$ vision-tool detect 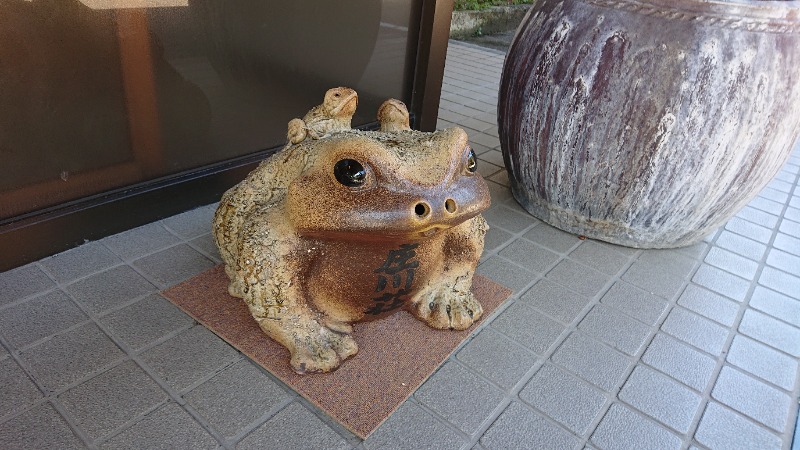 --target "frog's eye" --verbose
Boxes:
[334,159,367,187]
[466,148,477,173]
